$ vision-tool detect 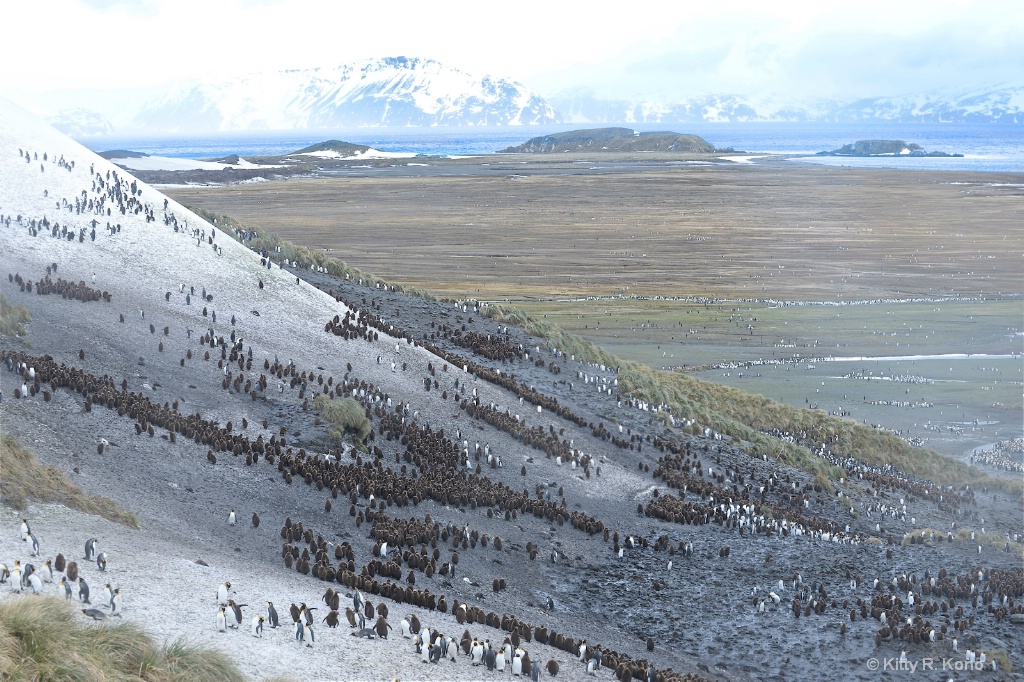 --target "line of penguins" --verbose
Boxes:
[280,515,710,682]
[1,521,120,621]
